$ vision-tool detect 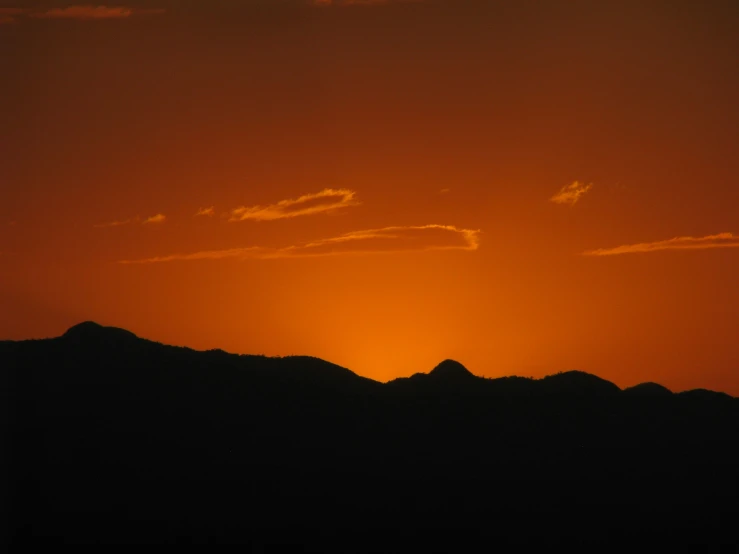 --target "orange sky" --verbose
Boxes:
[2,0,739,393]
